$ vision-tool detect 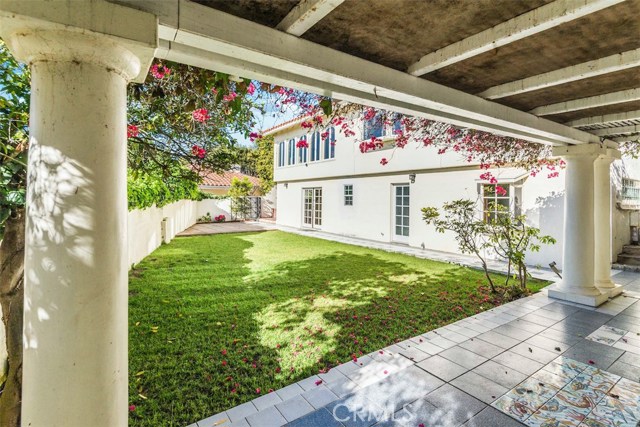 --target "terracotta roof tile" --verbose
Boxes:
[199,170,260,188]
